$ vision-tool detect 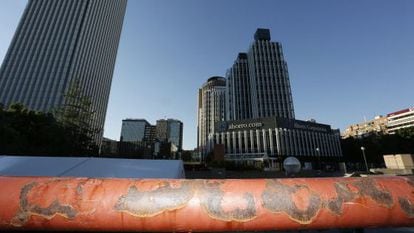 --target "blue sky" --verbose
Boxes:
[1,0,413,149]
